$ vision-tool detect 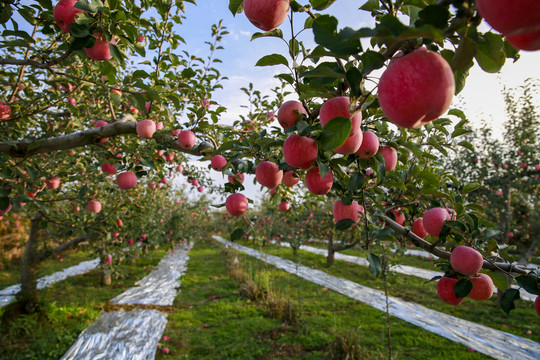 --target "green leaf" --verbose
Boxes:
[317,161,330,178]
[230,228,245,241]
[415,5,450,29]
[500,288,520,314]
[251,29,283,41]
[483,228,501,240]
[69,23,90,38]
[319,116,351,150]
[374,228,393,239]
[452,36,477,71]
[360,50,386,75]
[255,54,289,67]
[336,218,355,231]
[490,271,509,292]
[360,0,380,11]
[515,275,540,296]
[346,67,363,98]
[312,15,362,57]
[348,172,364,192]
[454,278,472,298]
[301,62,346,79]
[78,184,88,199]
[475,33,506,73]
[228,0,243,15]
[462,183,481,193]
[457,141,474,152]
[367,252,382,276]
[310,0,337,10]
